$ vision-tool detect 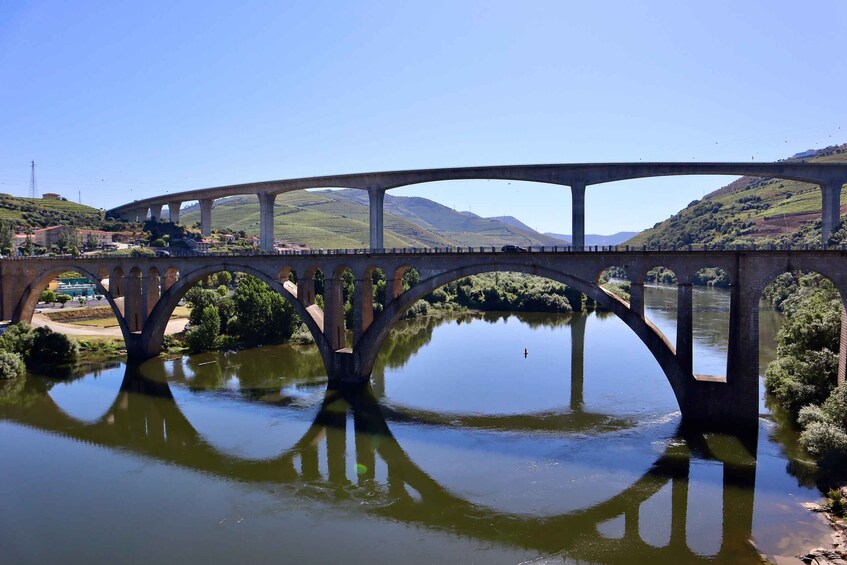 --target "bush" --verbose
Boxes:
[0,322,36,357]
[0,350,25,379]
[29,327,79,367]
[799,421,847,459]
